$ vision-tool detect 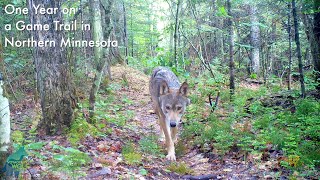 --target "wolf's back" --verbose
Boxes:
[150,67,180,97]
